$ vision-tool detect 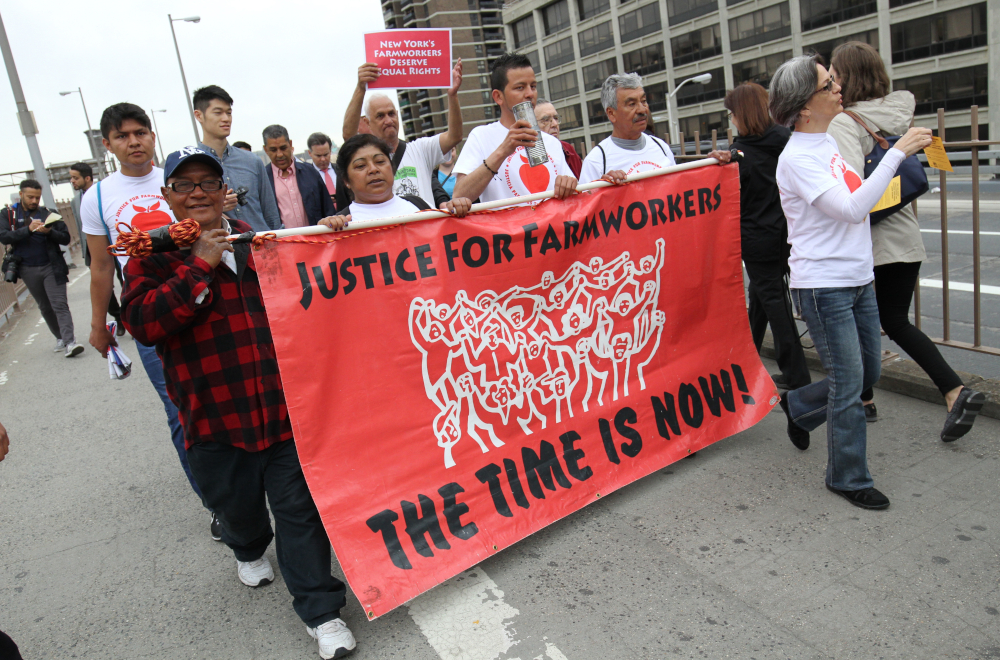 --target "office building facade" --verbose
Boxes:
[502,0,998,155]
